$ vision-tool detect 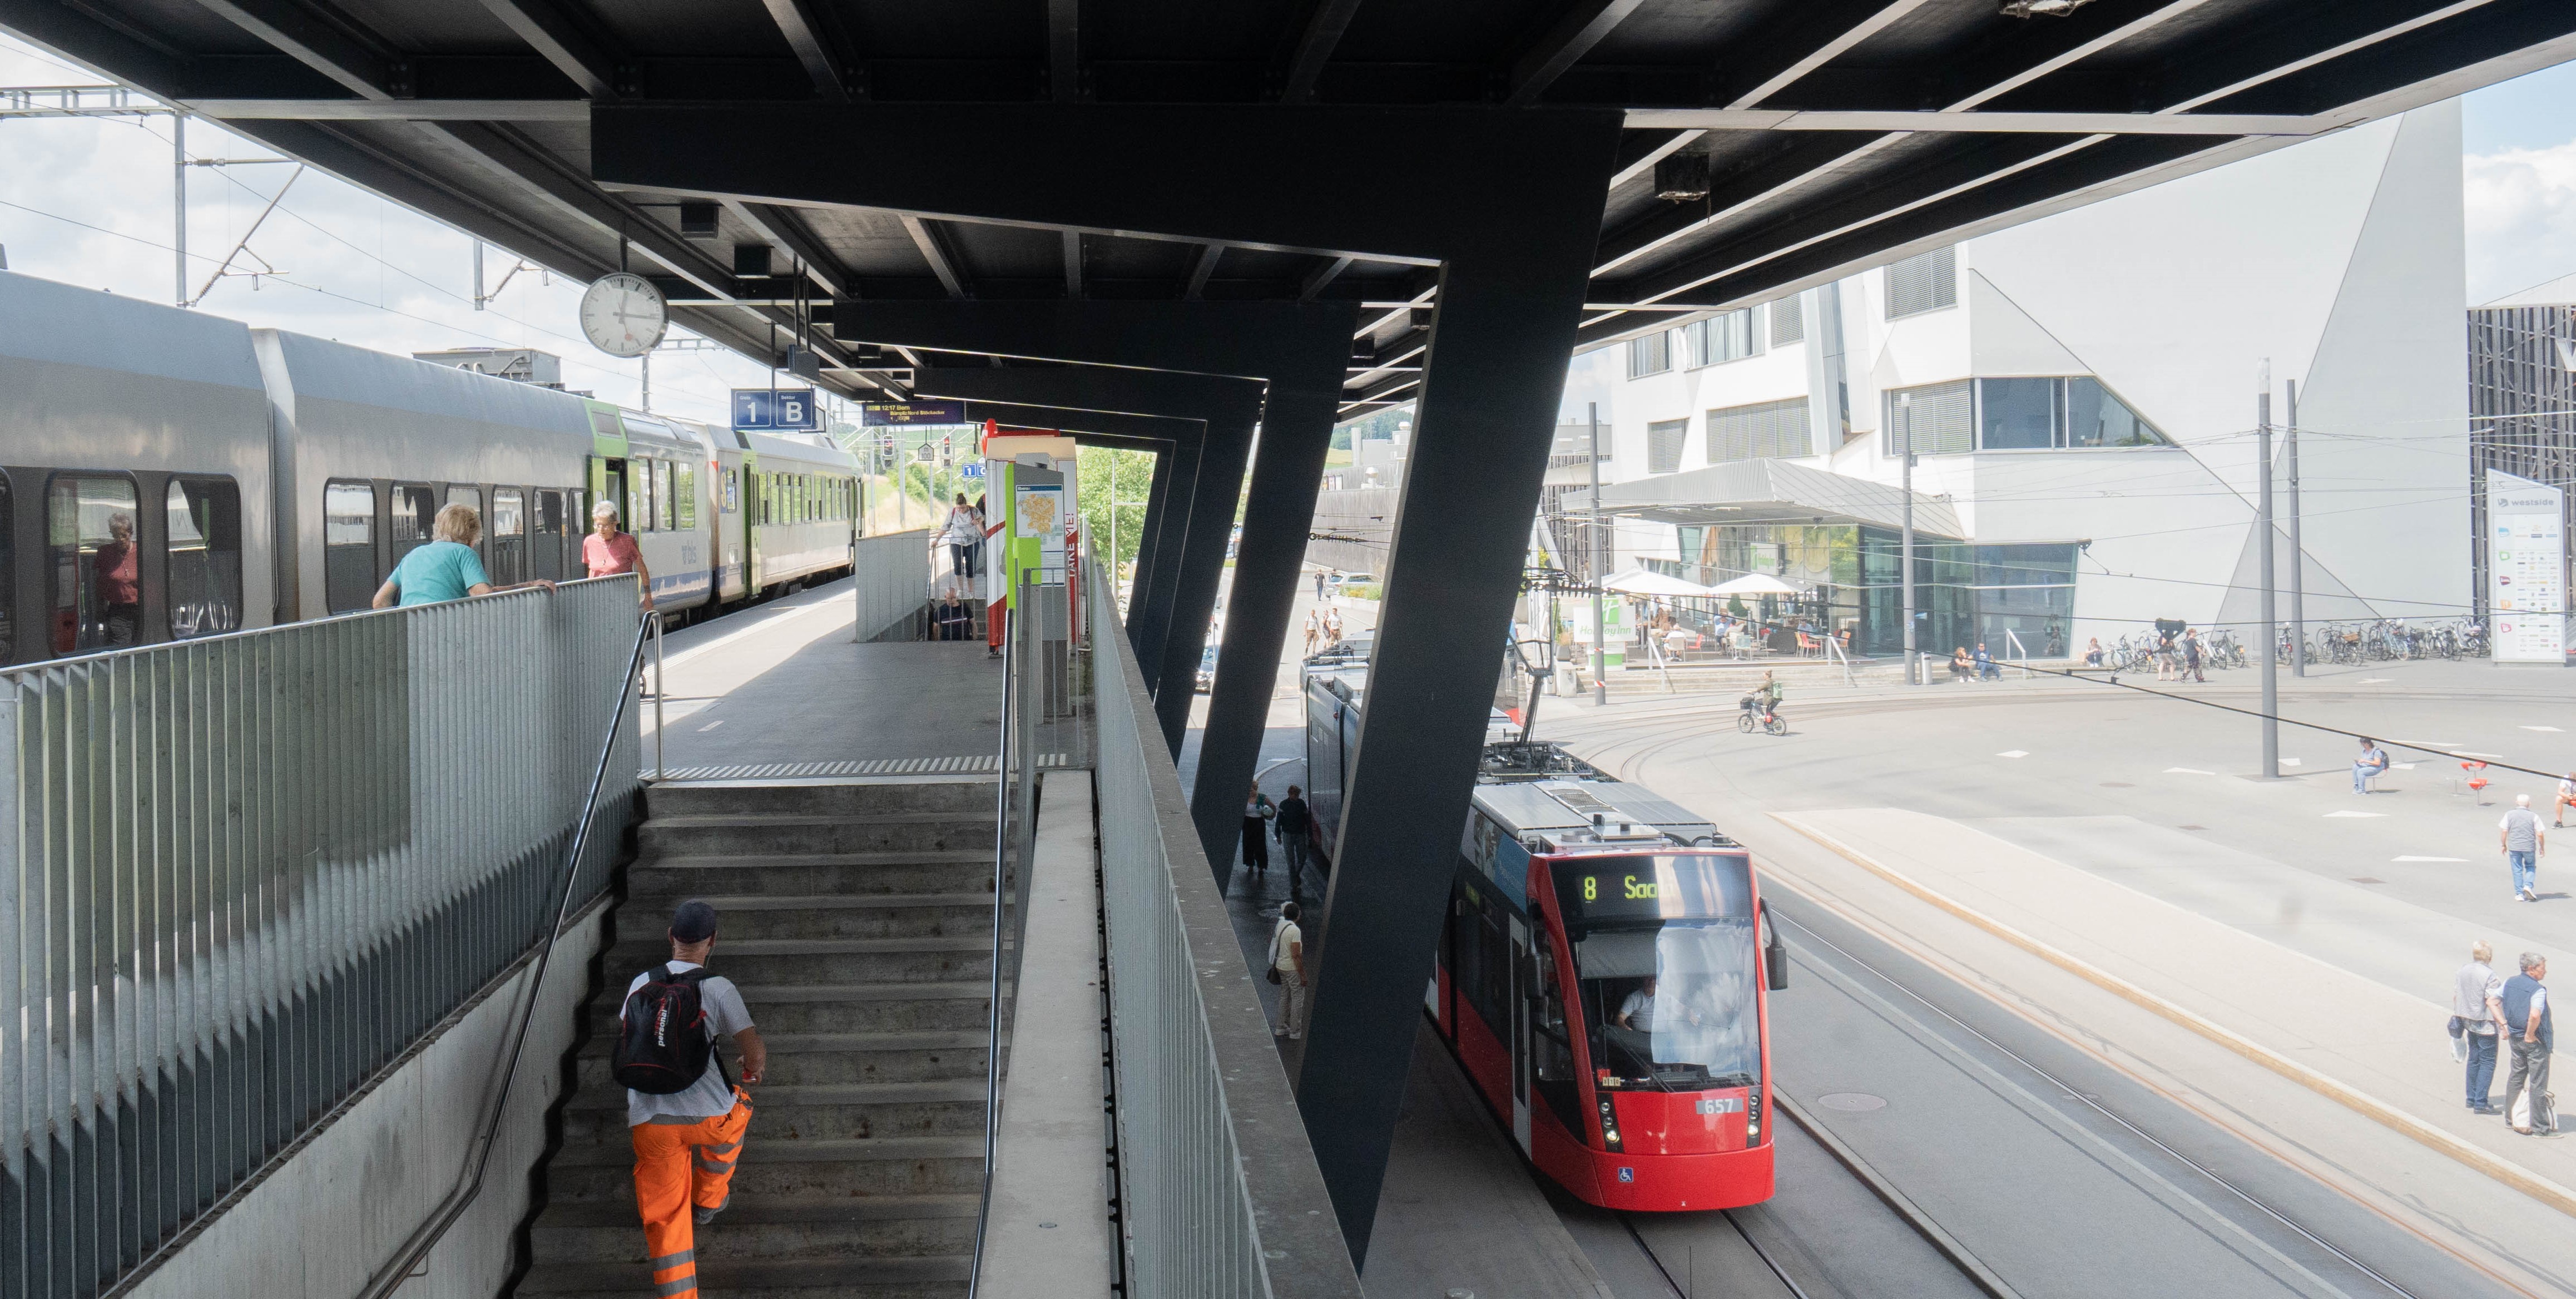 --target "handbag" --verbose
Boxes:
[2448,1015,2469,1065]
